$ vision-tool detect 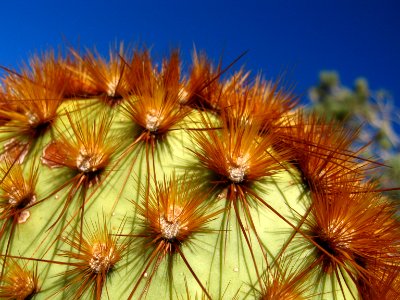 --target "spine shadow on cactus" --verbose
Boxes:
[0,43,398,299]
